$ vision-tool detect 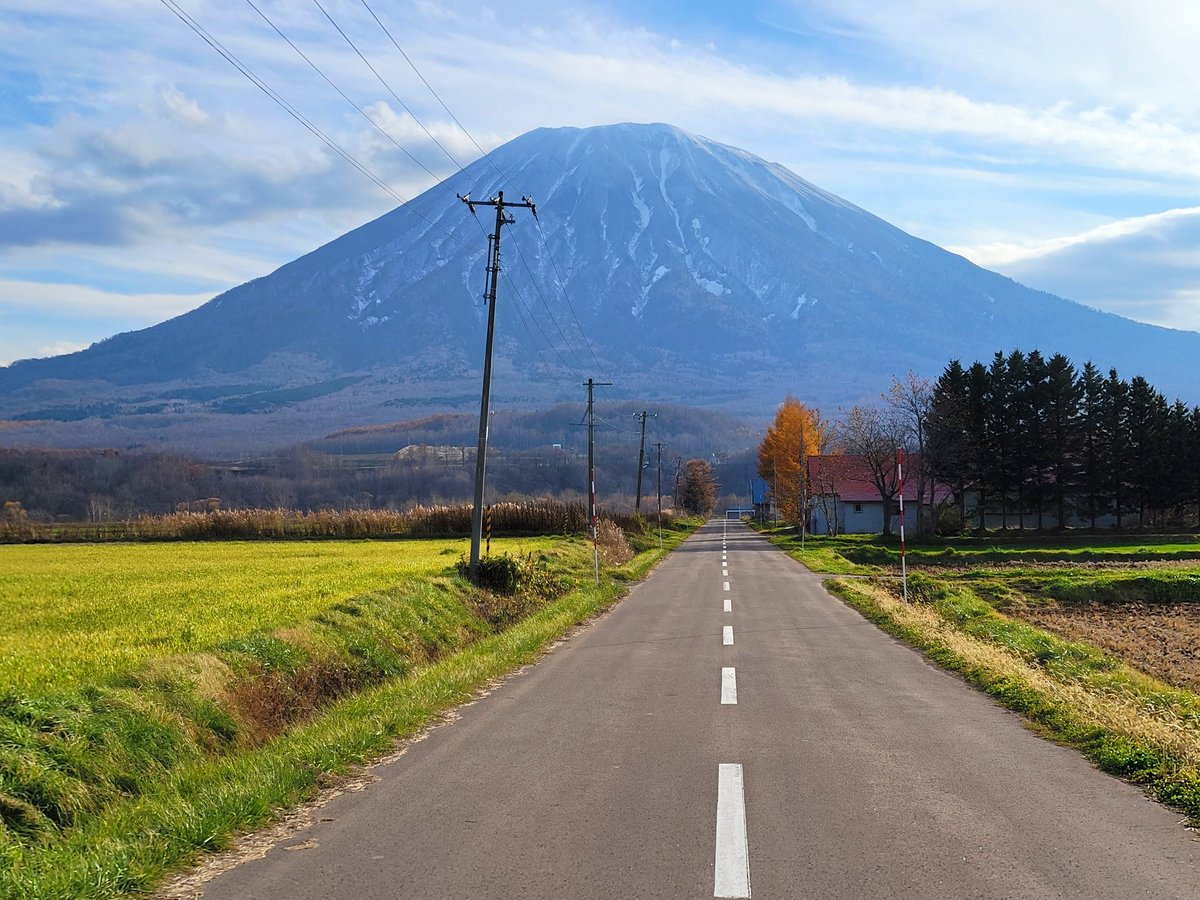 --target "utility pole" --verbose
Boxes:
[634,410,654,516]
[655,441,666,548]
[458,190,536,581]
[674,455,685,511]
[584,377,612,583]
